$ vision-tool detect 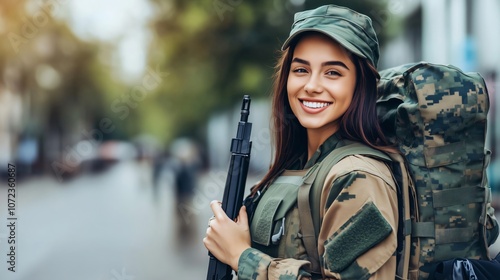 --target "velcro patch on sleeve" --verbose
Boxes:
[324,201,392,273]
